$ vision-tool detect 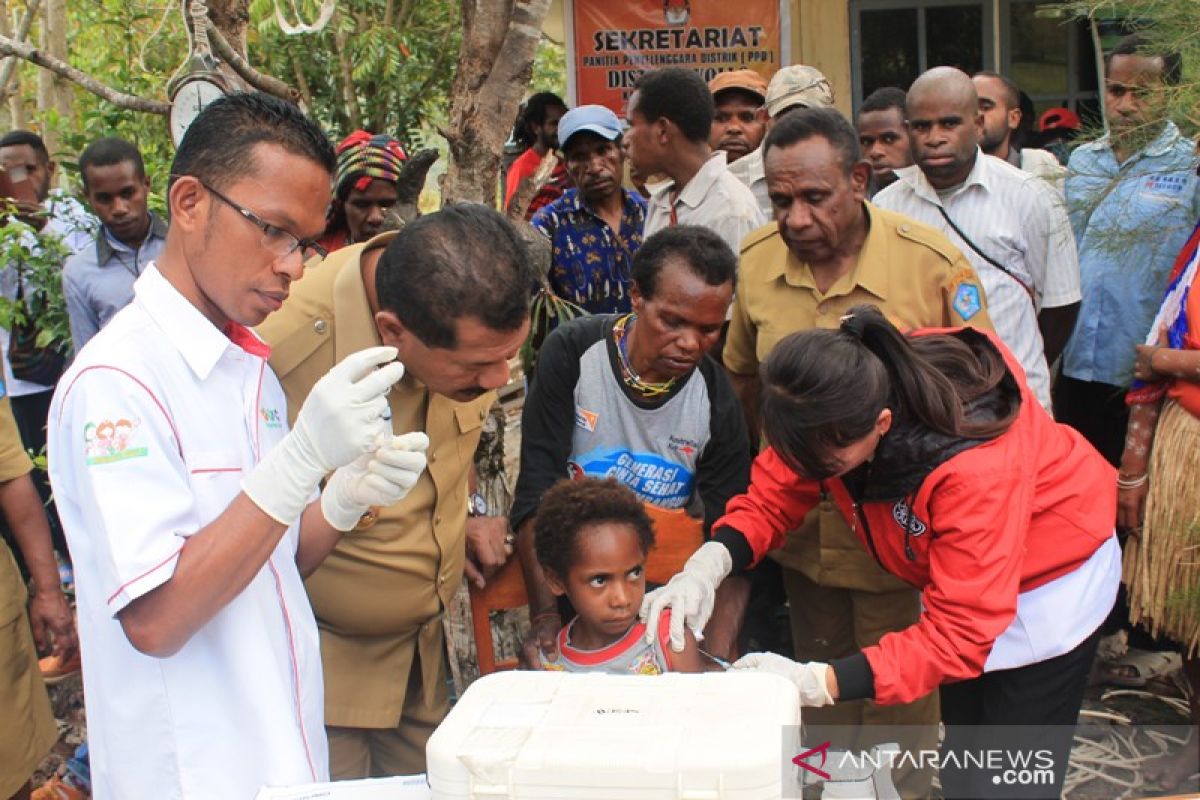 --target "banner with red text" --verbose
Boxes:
[567,0,787,115]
